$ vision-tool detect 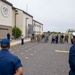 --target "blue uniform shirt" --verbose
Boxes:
[0,49,23,75]
[69,44,75,75]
